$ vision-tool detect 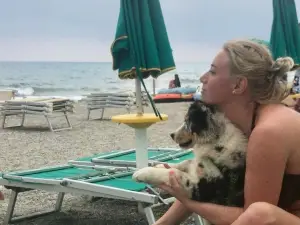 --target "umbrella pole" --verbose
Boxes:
[153,79,156,96]
[112,78,168,169]
[134,78,148,168]
[135,78,144,115]
[135,127,148,168]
